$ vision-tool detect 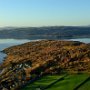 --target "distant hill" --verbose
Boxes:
[0,26,90,39]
